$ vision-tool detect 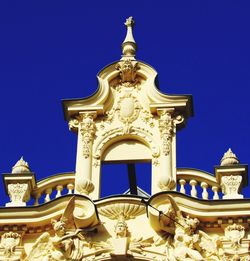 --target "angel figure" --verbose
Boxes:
[173,216,204,261]
[198,231,225,260]
[26,197,87,261]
